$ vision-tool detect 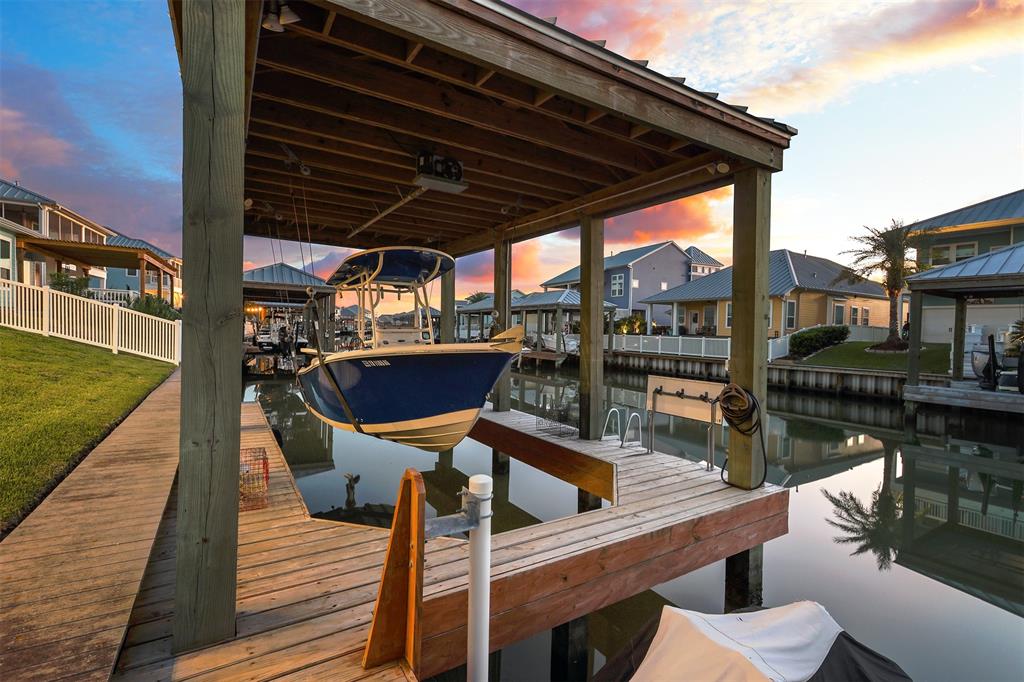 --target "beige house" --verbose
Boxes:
[641,249,888,337]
